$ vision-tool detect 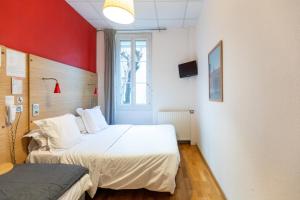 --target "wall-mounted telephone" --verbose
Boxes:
[6,105,16,125]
